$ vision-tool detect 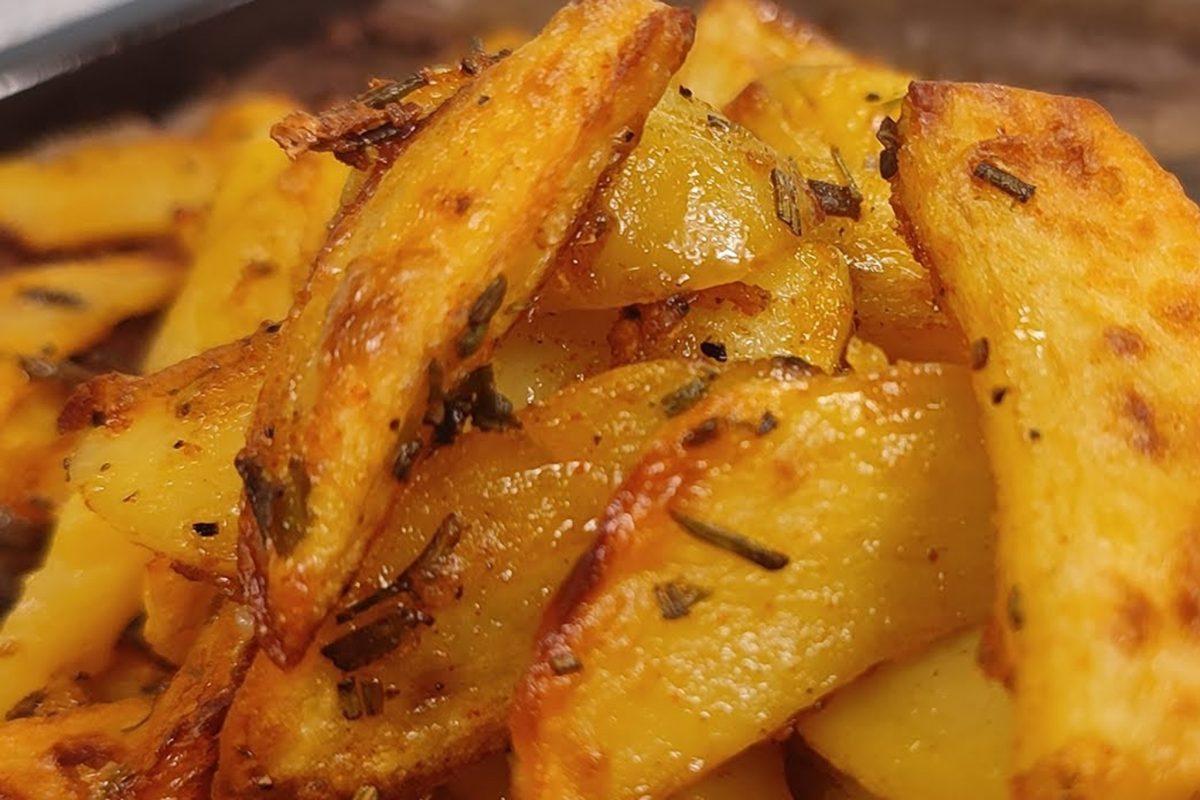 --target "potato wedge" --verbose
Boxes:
[238,0,696,664]
[142,557,220,665]
[797,629,1010,800]
[510,364,995,800]
[675,0,855,108]
[890,81,1200,799]
[539,87,829,313]
[145,132,348,370]
[0,496,148,715]
[67,334,274,578]
[492,309,615,408]
[216,360,714,799]
[0,380,75,524]
[726,66,964,363]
